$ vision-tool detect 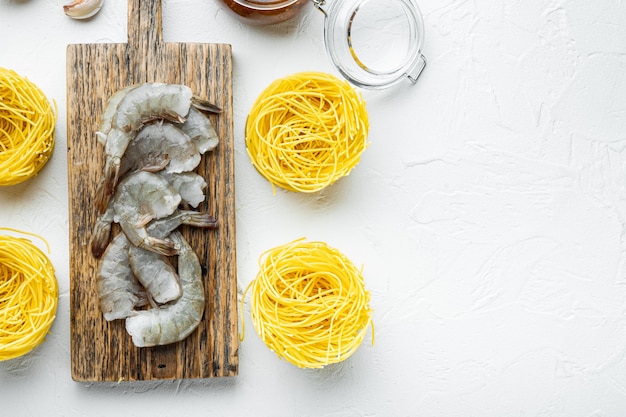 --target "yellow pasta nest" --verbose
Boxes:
[244,238,373,368]
[0,68,57,186]
[245,72,369,193]
[0,228,58,361]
